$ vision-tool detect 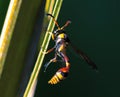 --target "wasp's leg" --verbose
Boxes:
[44,54,57,72]
[48,67,69,84]
[44,61,52,72]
